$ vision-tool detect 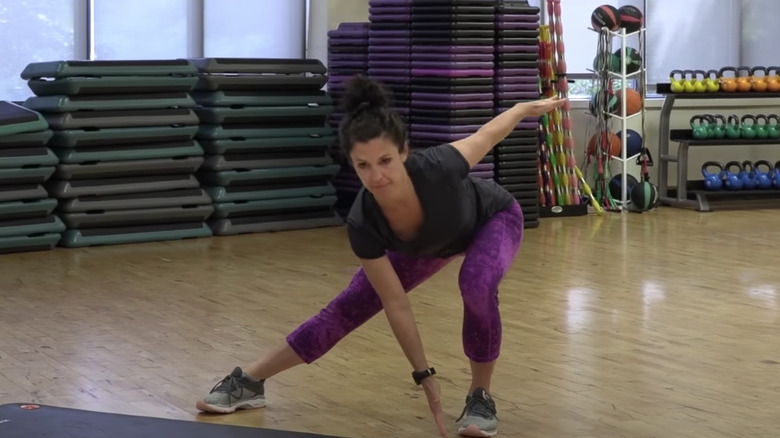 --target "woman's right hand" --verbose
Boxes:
[421,376,449,438]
